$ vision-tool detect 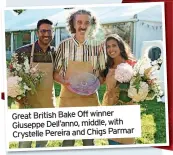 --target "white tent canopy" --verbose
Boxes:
[96,4,162,24]
[5,3,164,60]
[5,8,63,31]
[5,3,162,31]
